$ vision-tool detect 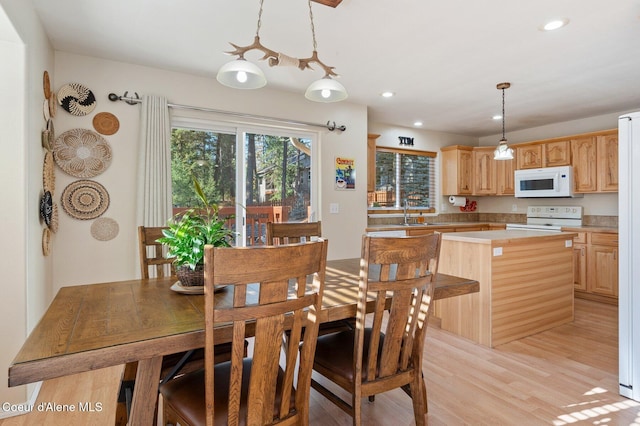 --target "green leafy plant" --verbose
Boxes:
[157,176,234,270]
